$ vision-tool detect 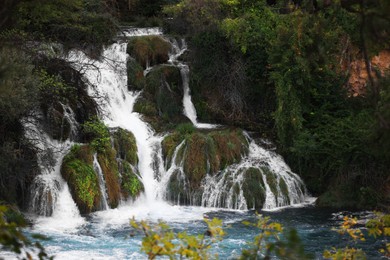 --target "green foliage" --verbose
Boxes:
[36,69,75,106]
[0,47,39,124]
[15,0,117,52]
[113,128,138,165]
[0,206,52,259]
[82,117,110,152]
[130,217,224,259]
[324,213,390,259]
[241,215,312,260]
[131,214,311,259]
[175,123,196,137]
[121,162,143,198]
[61,144,100,213]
